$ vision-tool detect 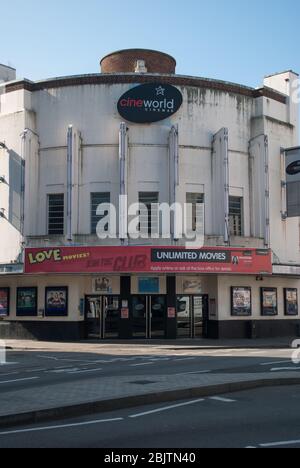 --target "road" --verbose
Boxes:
[0,346,297,393]
[0,385,300,448]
